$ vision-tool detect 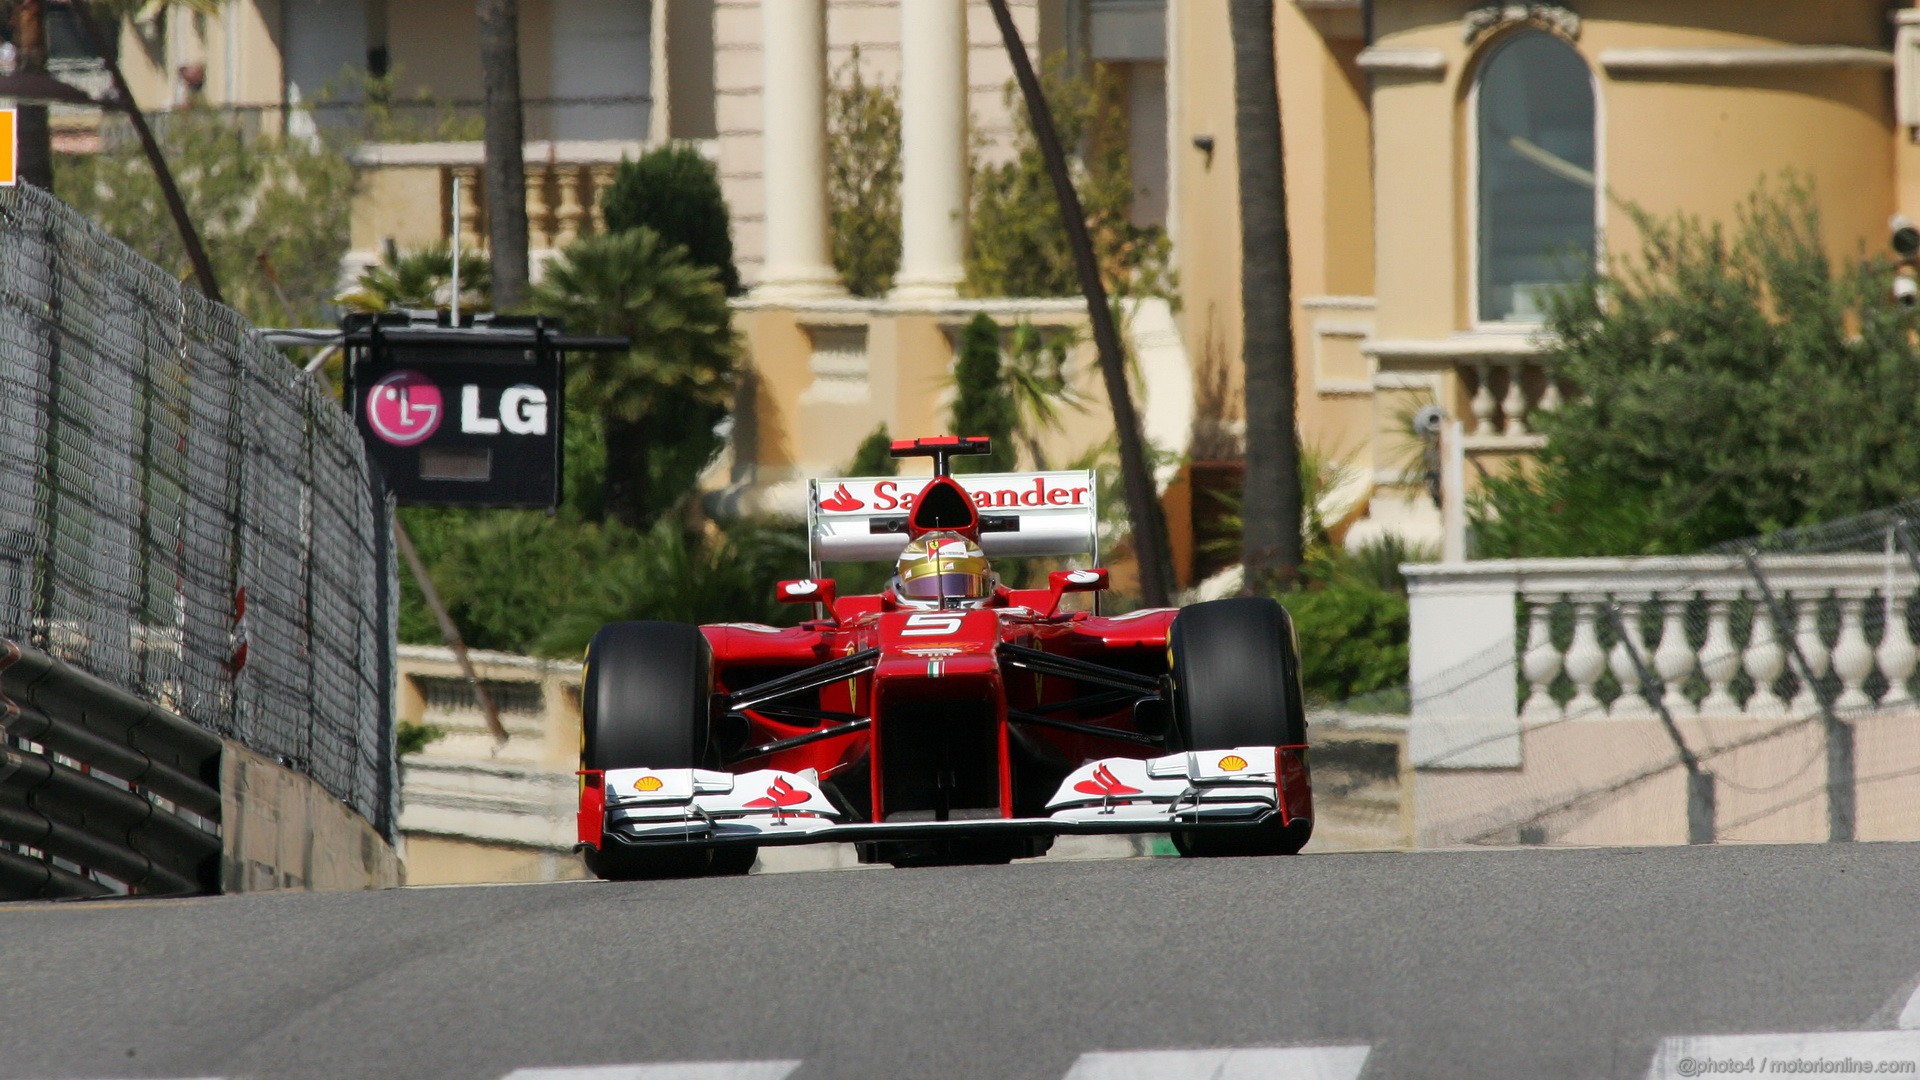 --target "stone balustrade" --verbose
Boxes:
[1407,554,1920,738]
[347,140,644,278]
[1460,357,1563,443]
[446,160,619,254]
